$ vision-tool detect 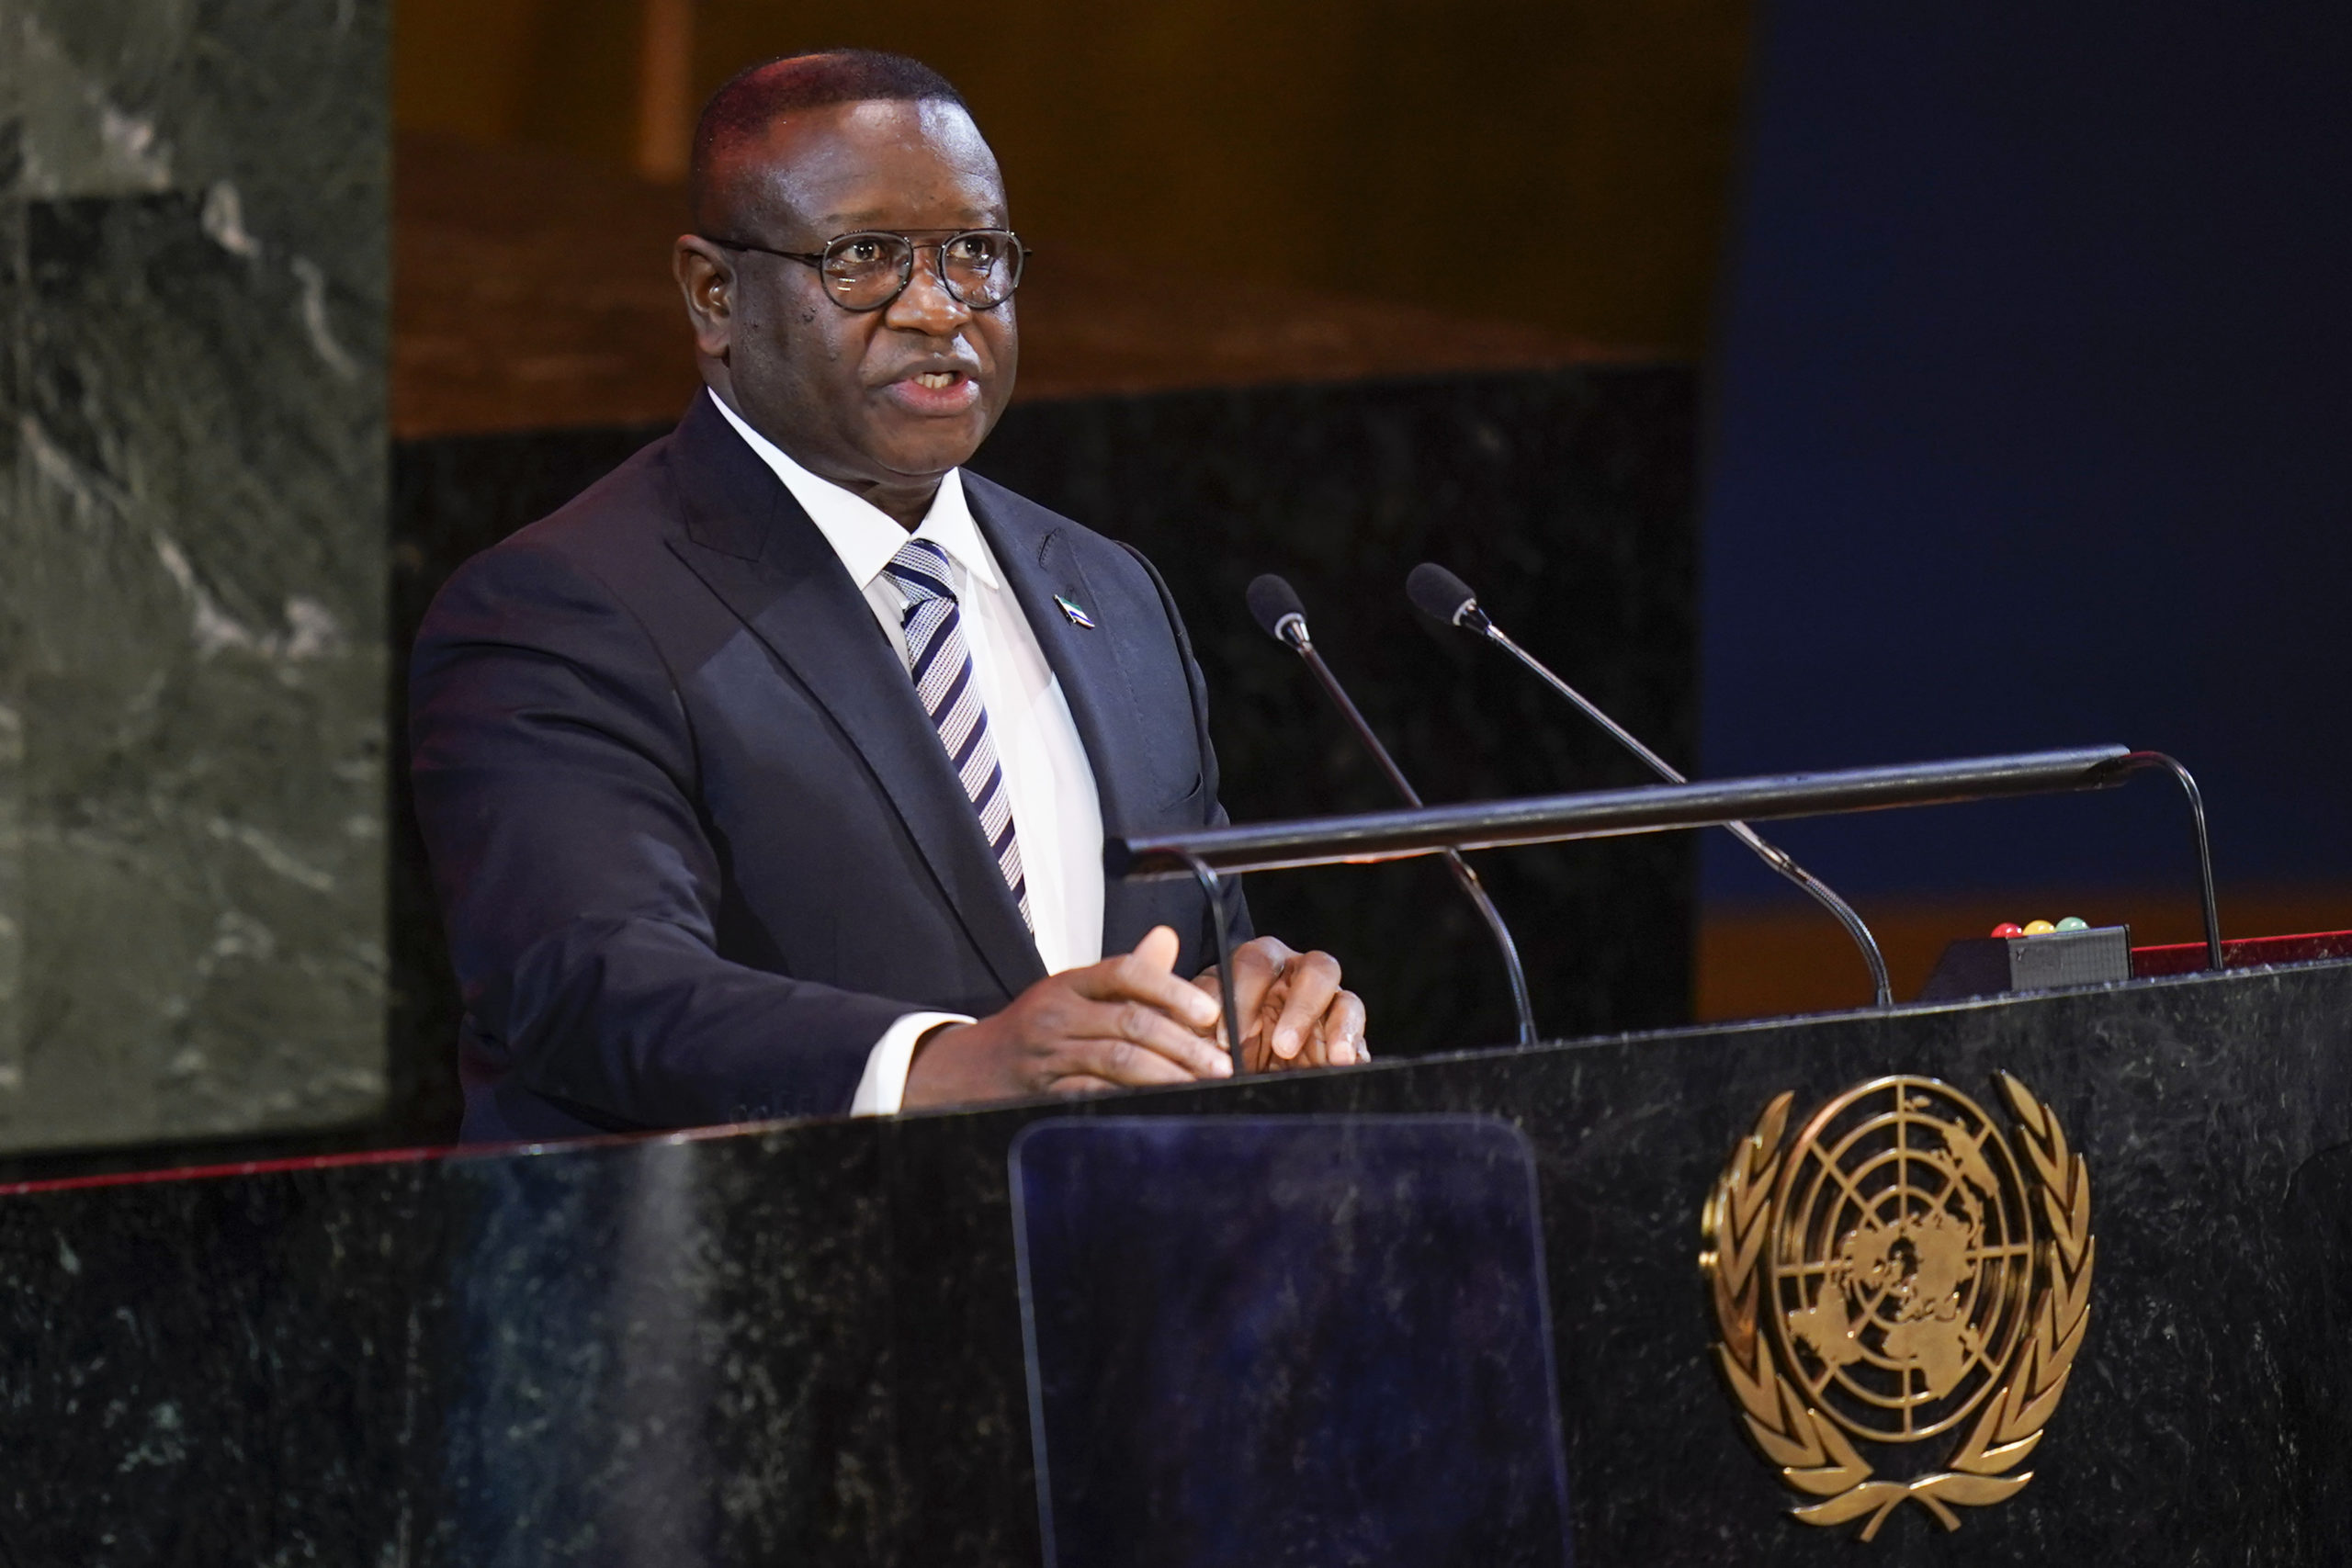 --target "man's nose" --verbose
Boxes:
[883,245,972,333]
